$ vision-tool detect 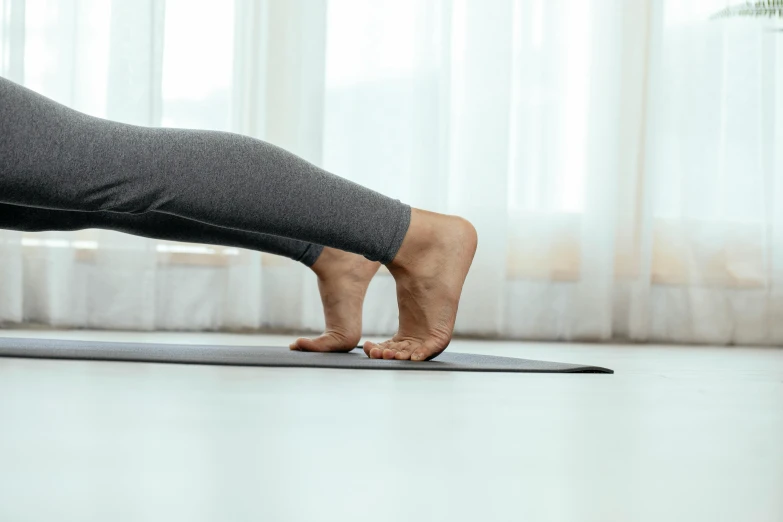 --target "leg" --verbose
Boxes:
[0,202,324,265]
[0,76,409,263]
[0,77,477,361]
[0,202,379,350]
